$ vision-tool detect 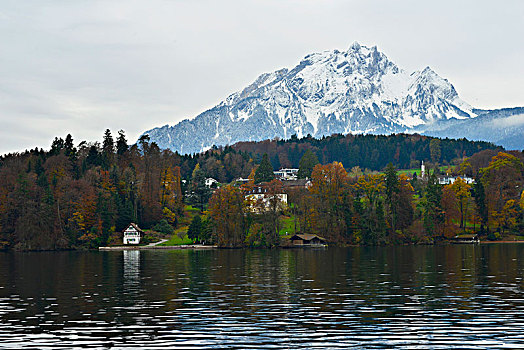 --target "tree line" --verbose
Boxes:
[232,133,499,173]
[0,130,518,250]
[208,150,524,247]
